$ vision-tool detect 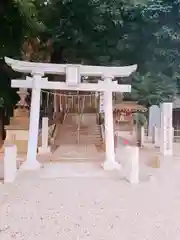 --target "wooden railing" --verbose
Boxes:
[48,112,65,144]
[100,124,105,142]
[38,111,65,147]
